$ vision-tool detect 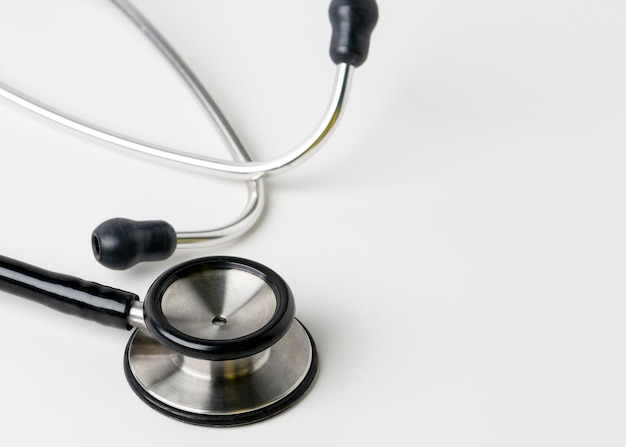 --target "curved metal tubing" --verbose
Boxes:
[0,1,353,249]
[109,0,266,248]
[0,64,352,181]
